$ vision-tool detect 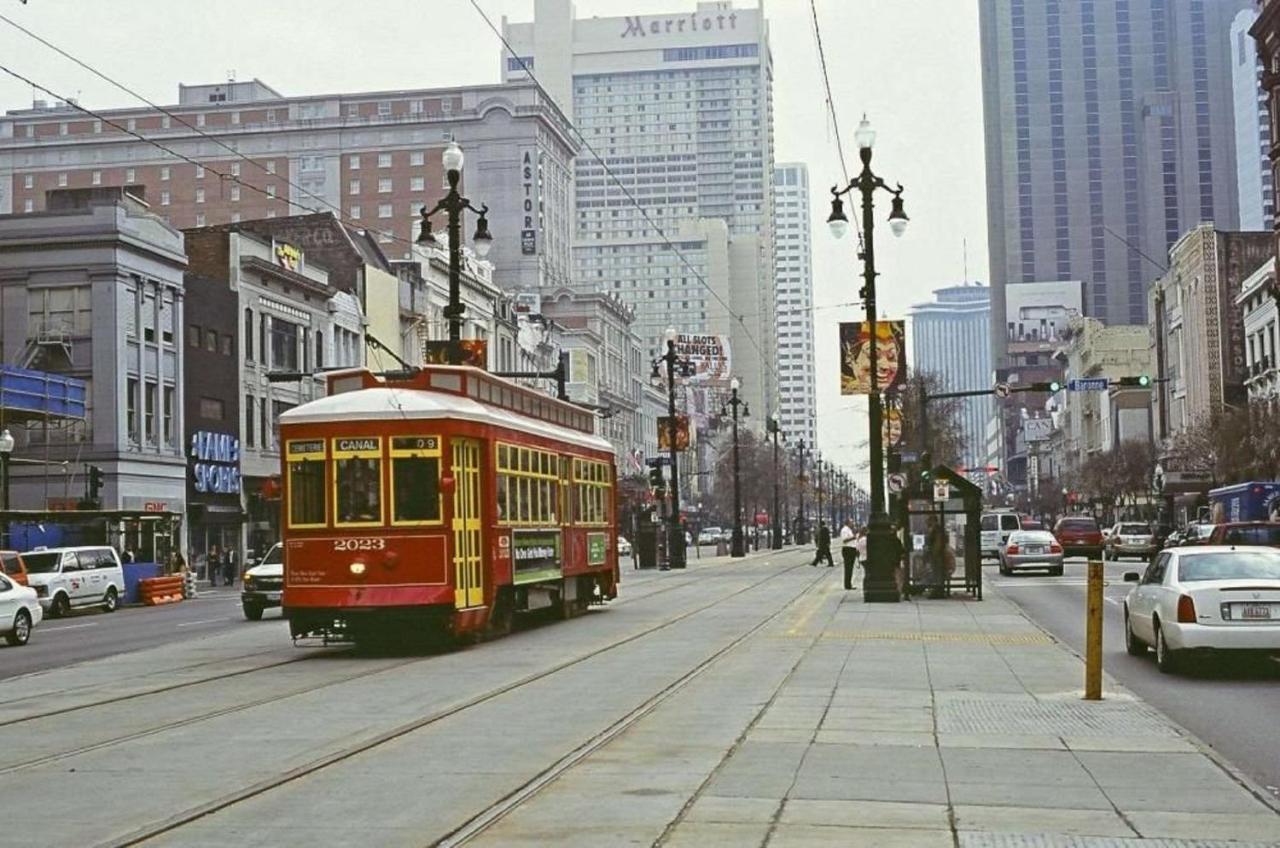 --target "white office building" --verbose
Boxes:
[501,0,777,419]
[910,283,993,471]
[1231,8,1275,231]
[773,163,816,448]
